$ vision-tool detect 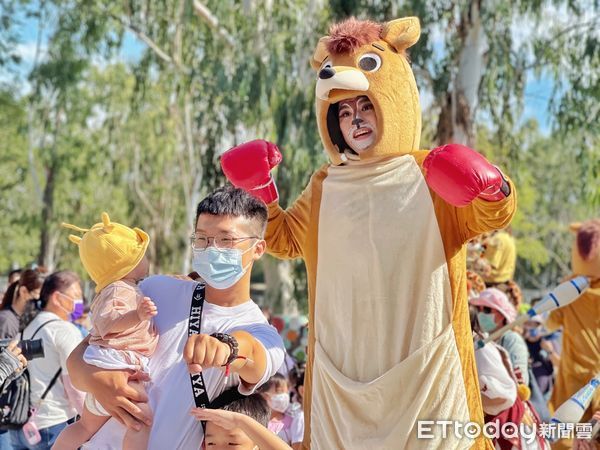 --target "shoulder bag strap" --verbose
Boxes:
[188,283,210,409]
[29,319,61,340]
[39,368,62,401]
[29,319,63,403]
